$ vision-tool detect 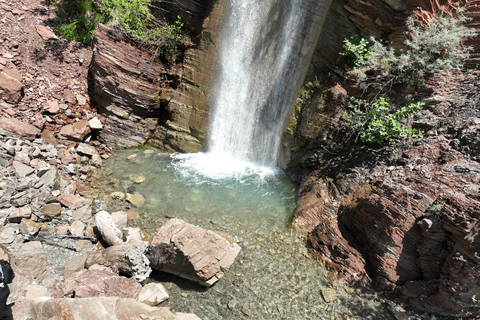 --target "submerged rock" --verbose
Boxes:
[147,218,241,287]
